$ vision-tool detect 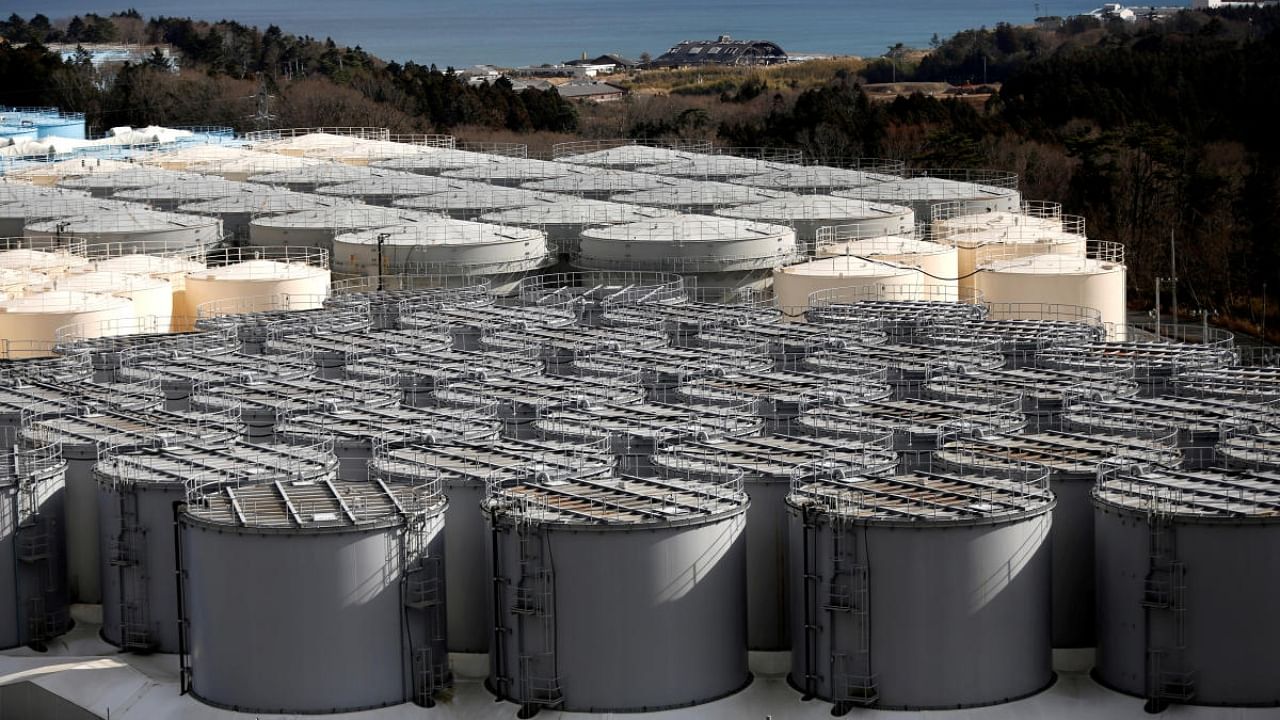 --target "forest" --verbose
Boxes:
[1,8,1278,337]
